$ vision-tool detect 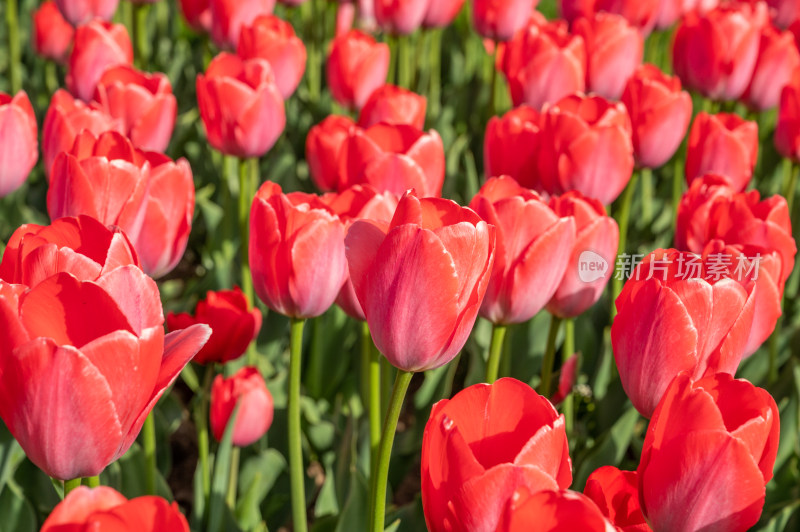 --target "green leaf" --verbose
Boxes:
[208,404,240,532]
[334,469,369,532]
[235,449,287,530]
[757,501,800,531]
[0,483,36,532]
[573,406,640,490]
